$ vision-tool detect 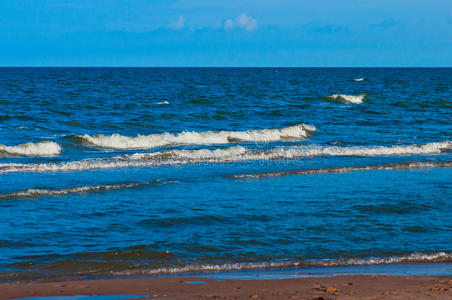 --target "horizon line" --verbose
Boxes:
[1,66,451,68]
